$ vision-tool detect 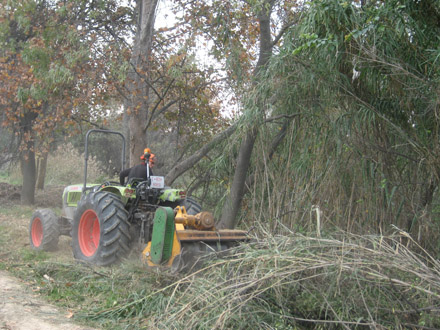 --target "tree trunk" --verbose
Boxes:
[20,146,36,205]
[218,128,258,228]
[125,0,159,166]
[19,109,38,205]
[218,1,275,229]
[36,152,48,190]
